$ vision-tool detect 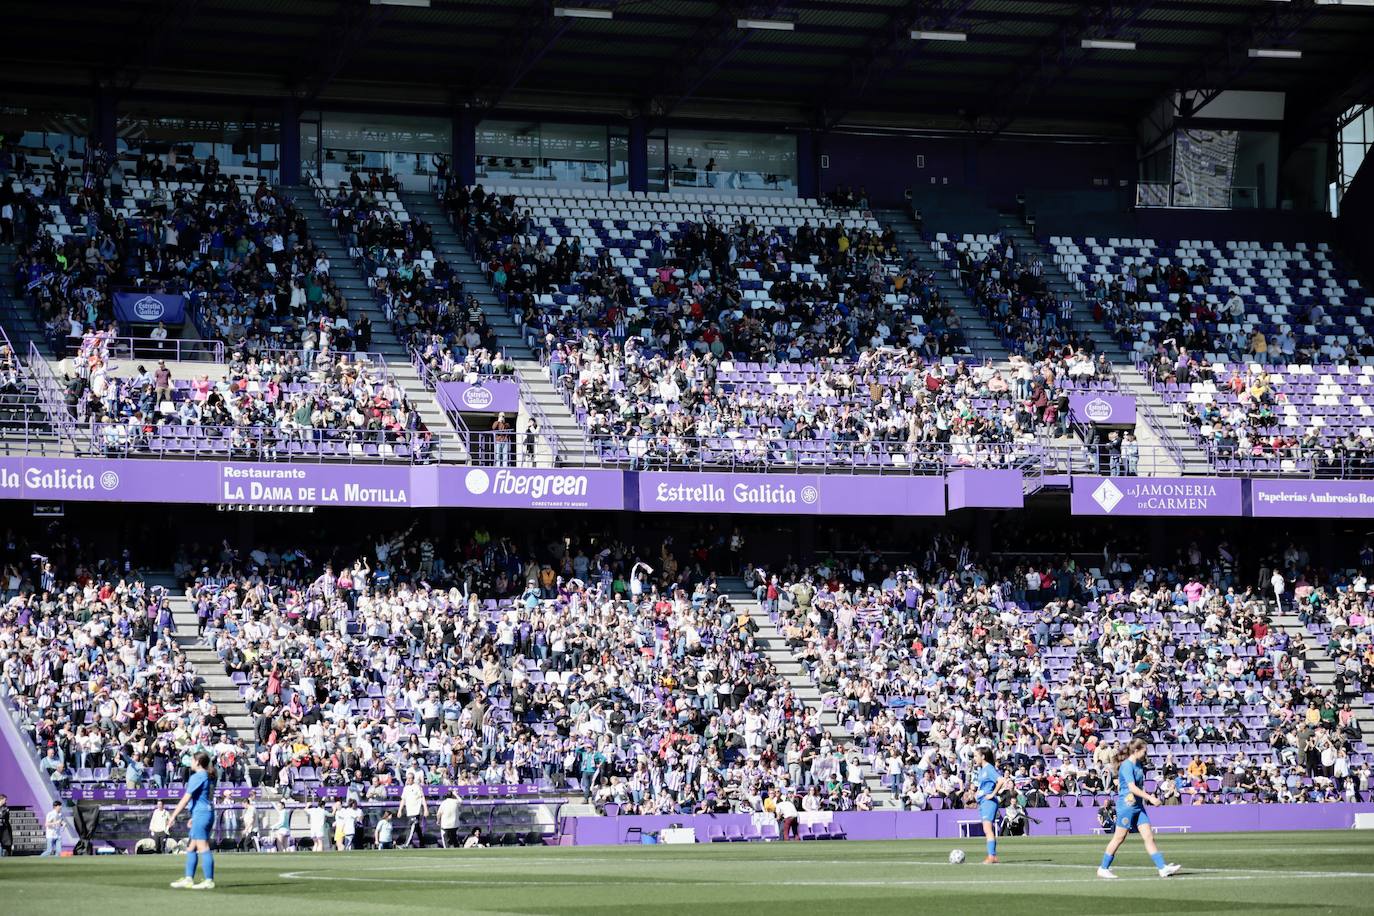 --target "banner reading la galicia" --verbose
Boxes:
[1071,476,1243,516]
[635,471,946,515]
